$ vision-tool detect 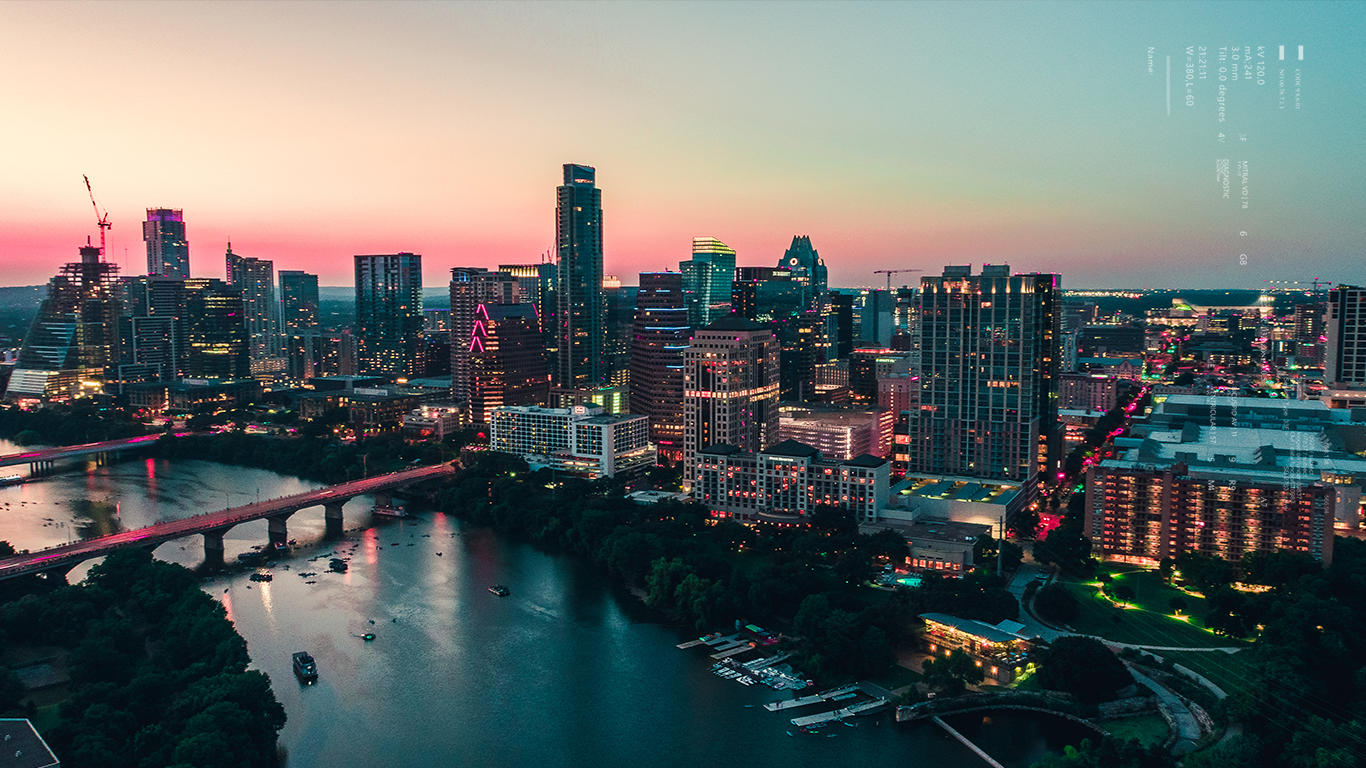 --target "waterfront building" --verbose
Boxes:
[279,270,319,331]
[681,237,737,328]
[450,267,520,402]
[402,403,469,439]
[225,245,283,375]
[5,243,121,402]
[468,303,549,424]
[693,440,888,524]
[908,265,1062,492]
[555,163,605,388]
[144,208,190,278]
[629,271,690,458]
[355,253,424,378]
[920,613,1033,684]
[490,404,654,479]
[682,316,780,489]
